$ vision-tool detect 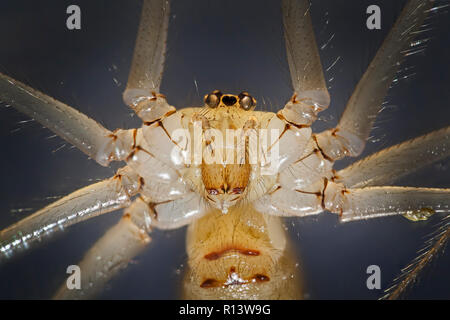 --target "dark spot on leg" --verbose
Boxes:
[123,213,131,219]
[125,149,136,162]
[138,177,145,191]
[132,129,138,148]
[321,178,329,210]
